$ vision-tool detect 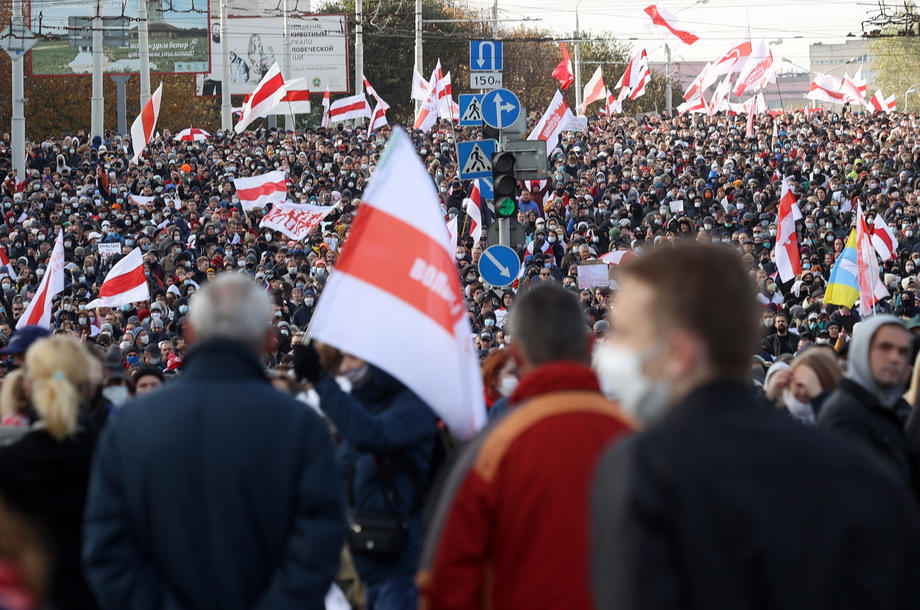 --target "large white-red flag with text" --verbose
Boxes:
[528,90,575,157]
[309,129,486,439]
[259,202,334,241]
[17,231,65,330]
[86,248,149,309]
